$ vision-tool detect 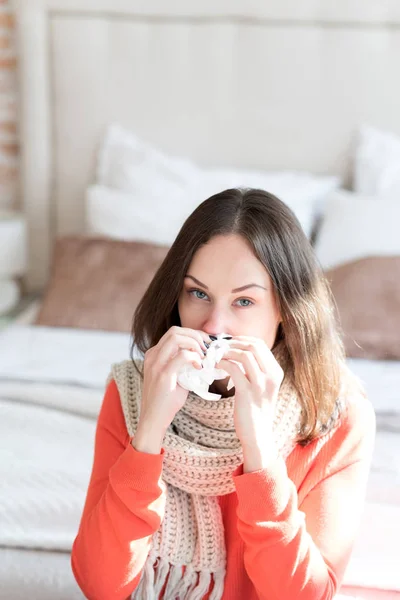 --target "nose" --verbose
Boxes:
[202,308,231,337]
